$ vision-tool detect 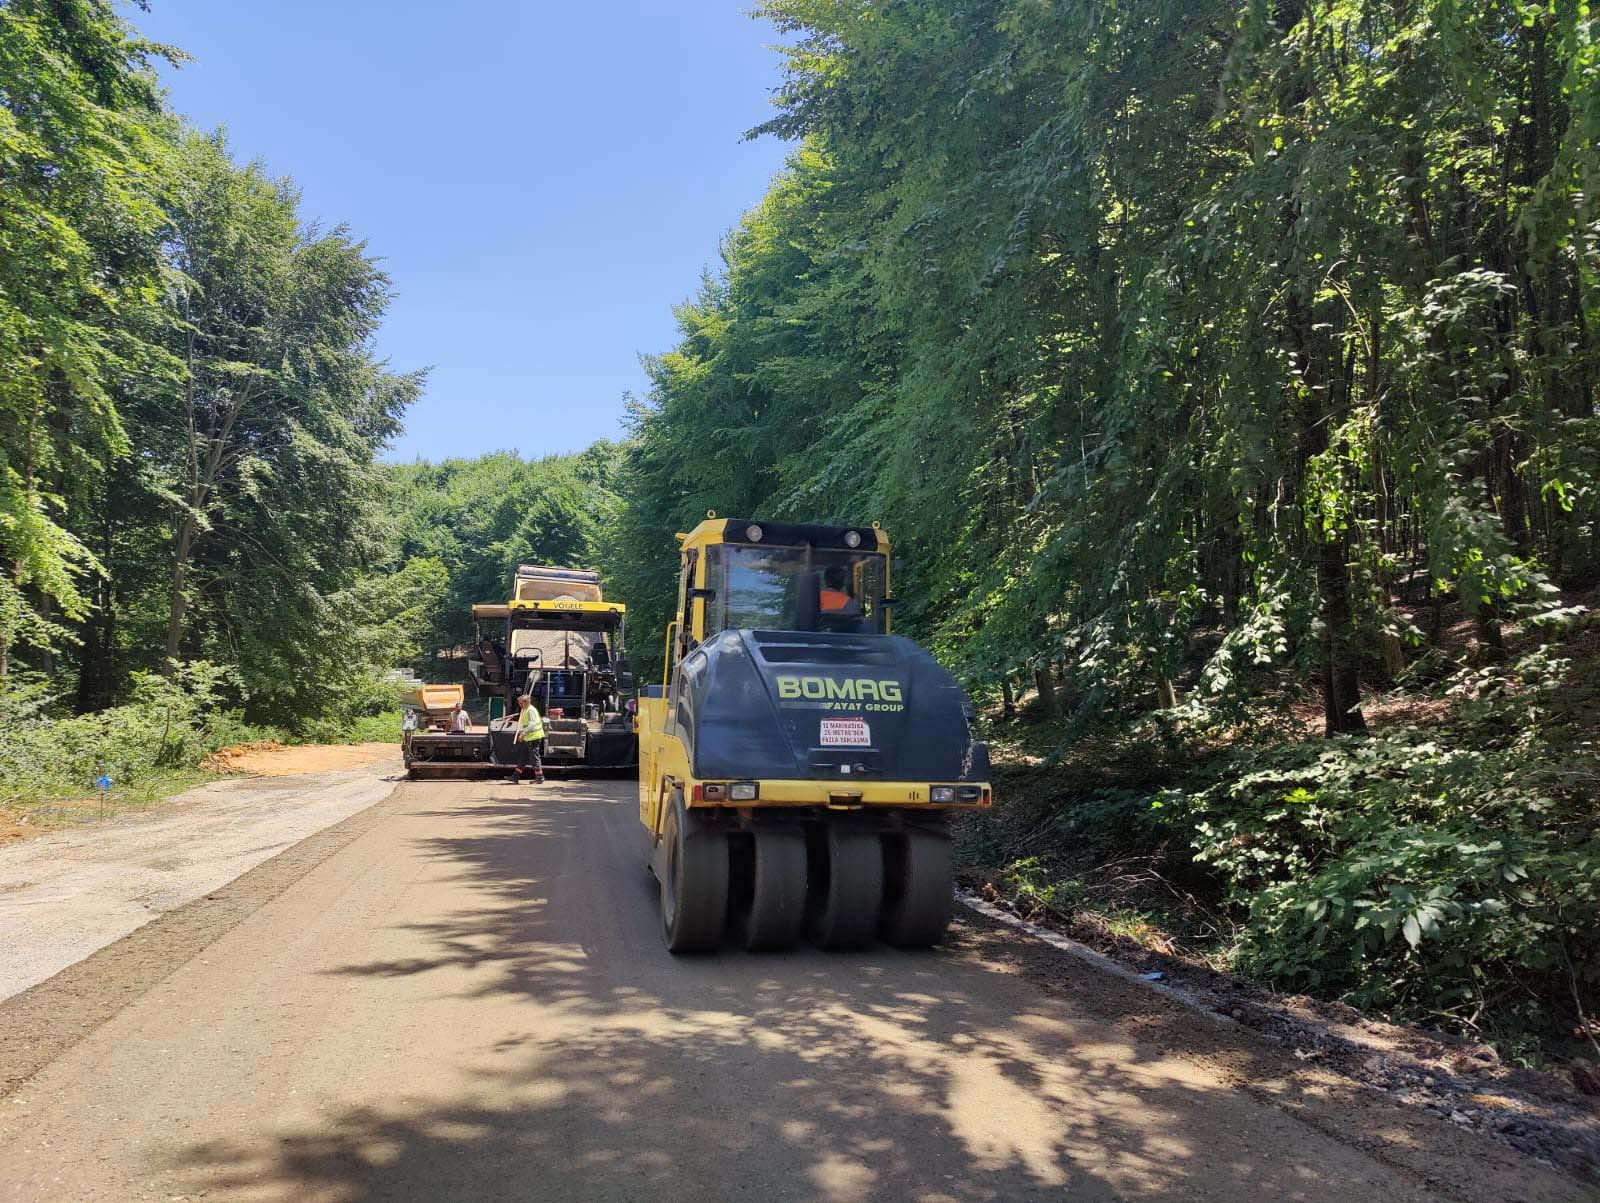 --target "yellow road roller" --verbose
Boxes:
[637,516,991,952]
